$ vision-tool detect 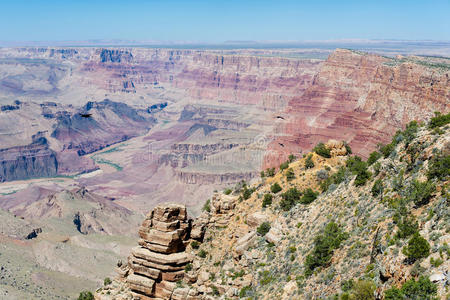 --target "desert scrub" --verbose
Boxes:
[190,240,200,249]
[259,270,274,285]
[280,161,289,171]
[320,166,347,192]
[280,187,301,211]
[316,169,329,181]
[285,168,295,181]
[407,179,435,207]
[313,142,331,158]
[428,111,450,129]
[265,167,275,177]
[184,263,193,272]
[262,193,273,208]
[402,233,430,262]
[288,154,297,162]
[305,154,315,169]
[239,286,253,298]
[384,276,437,299]
[257,222,271,236]
[224,188,232,195]
[78,291,94,300]
[198,249,208,258]
[371,179,383,197]
[427,154,450,181]
[202,199,211,212]
[346,156,371,186]
[300,188,318,204]
[367,151,382,166]
[103,277,112,286]
[304,222,348,276]
[270,182,282,193]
